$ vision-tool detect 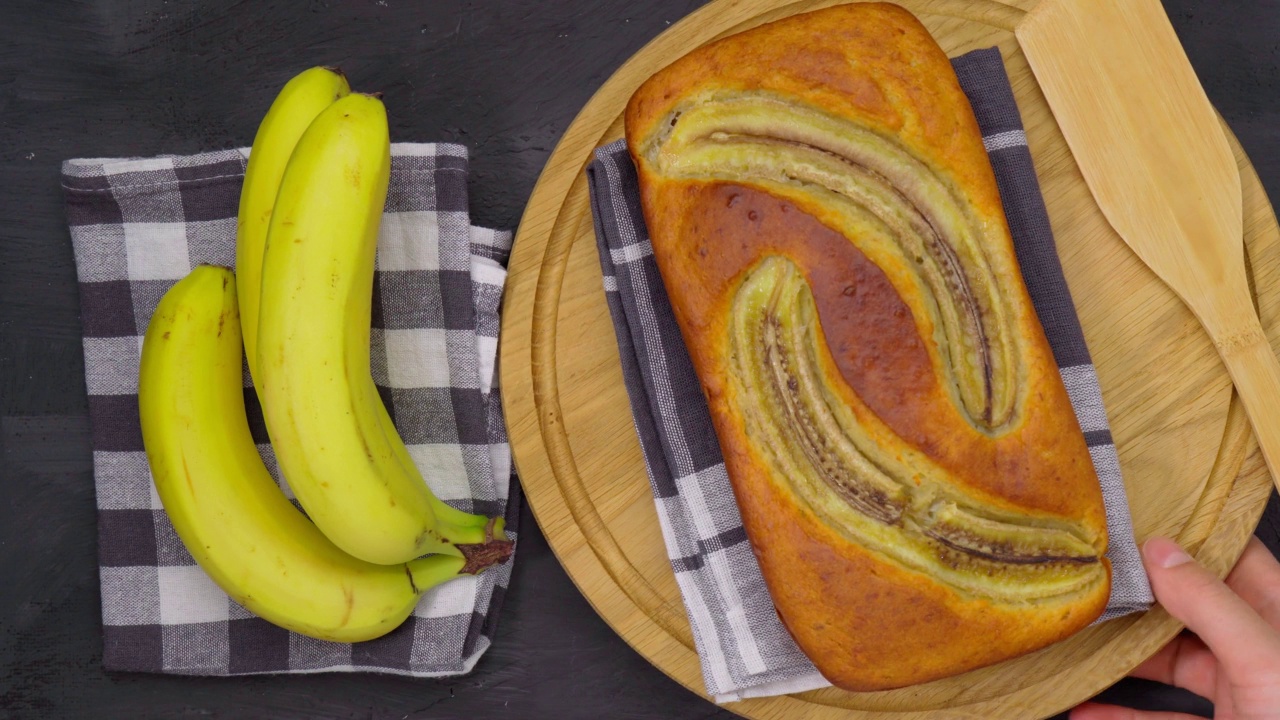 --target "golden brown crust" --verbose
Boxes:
[624,2,1111,690]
